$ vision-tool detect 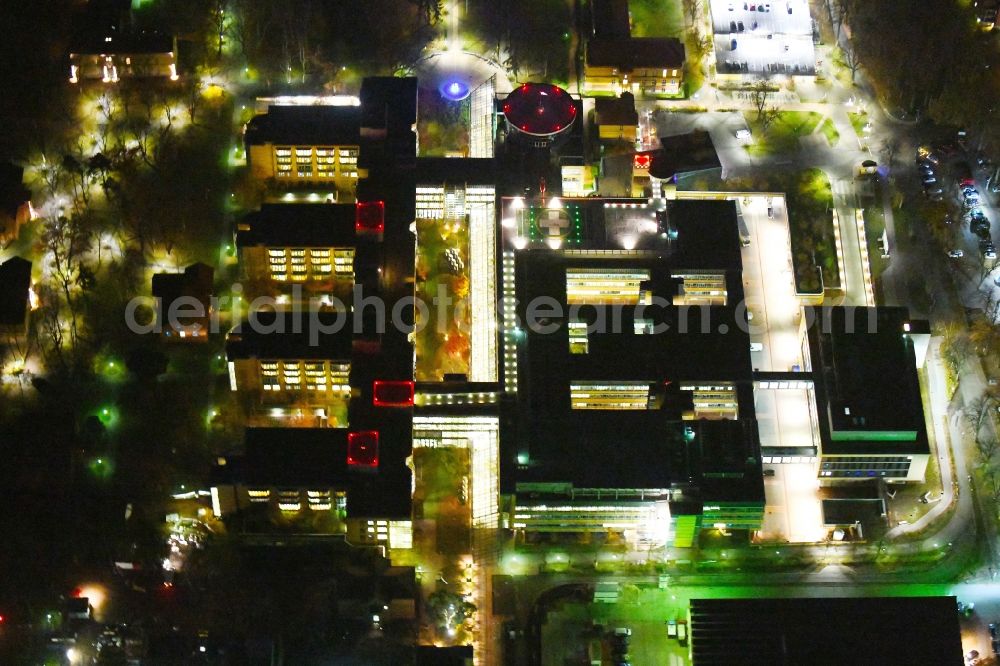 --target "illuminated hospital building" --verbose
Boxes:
[499,197,766,547]
[212,74,932,557]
